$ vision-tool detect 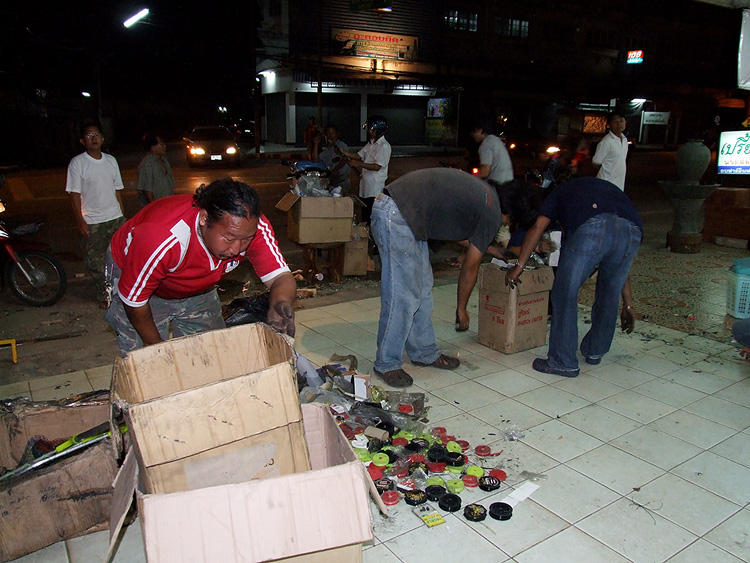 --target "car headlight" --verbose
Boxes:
[226,146,237,155]
[190,147,205,156]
